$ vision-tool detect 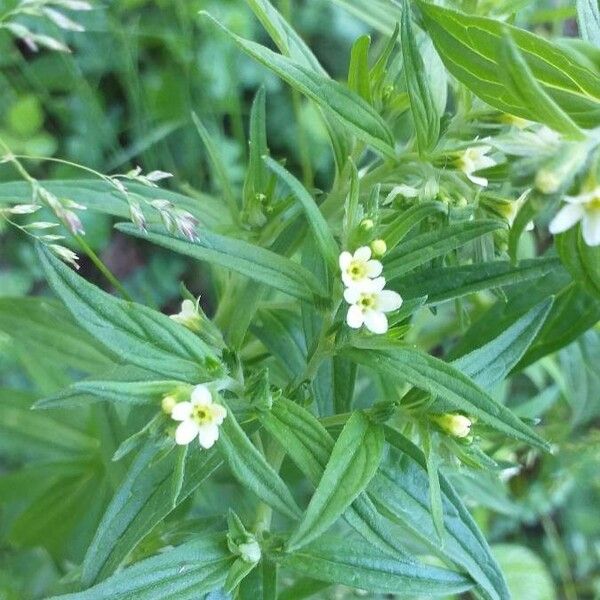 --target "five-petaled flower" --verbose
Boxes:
[171,384,227,448]
[344,277,402,334]
[457,145,496,187]
[339,246,383,289]
[549,185,600,246]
